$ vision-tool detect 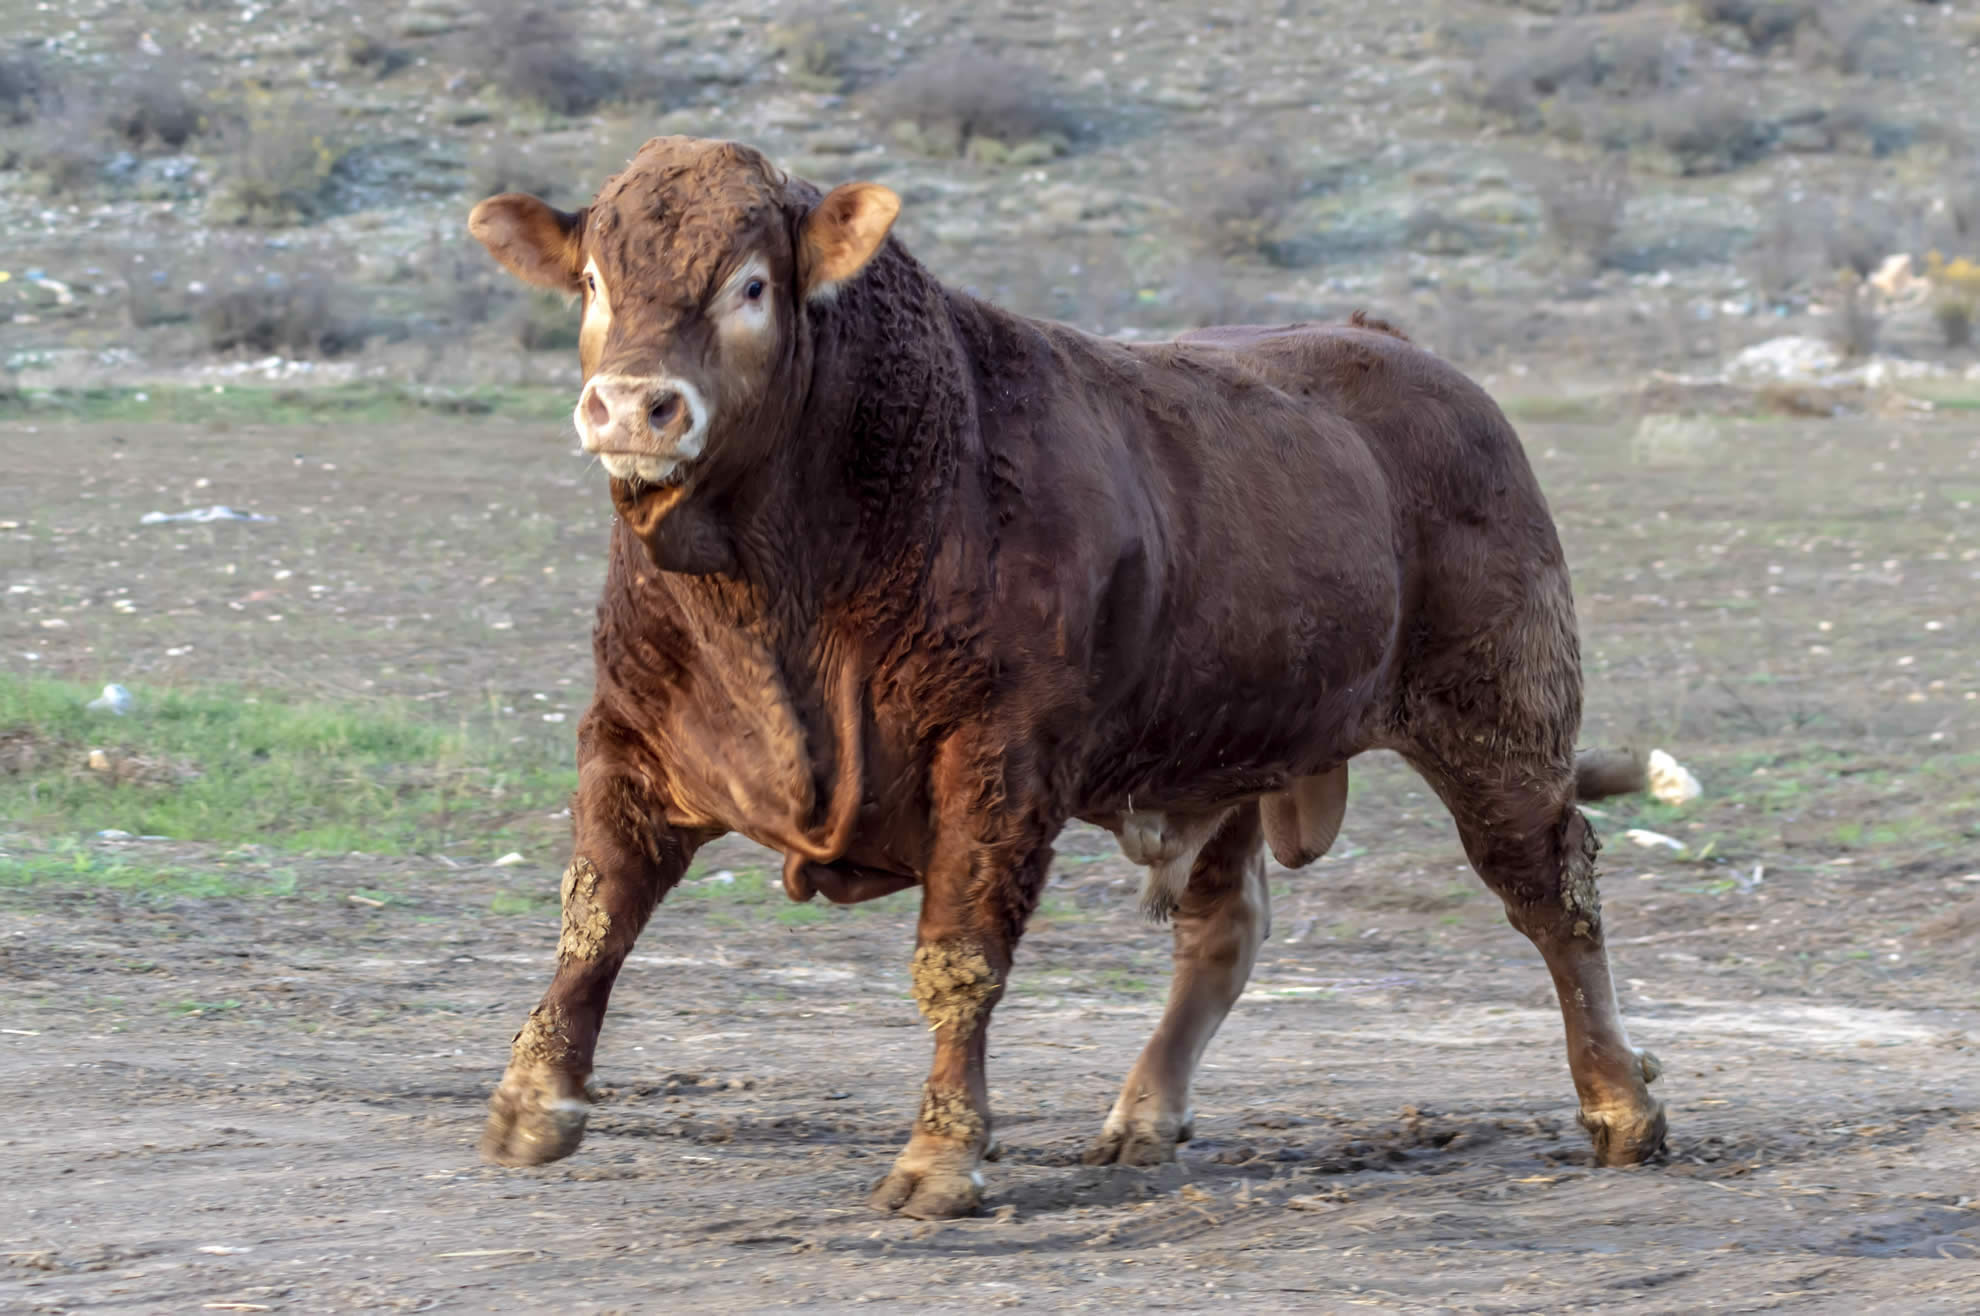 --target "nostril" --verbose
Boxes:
[648,393,680,431]
[584,388,610,430]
